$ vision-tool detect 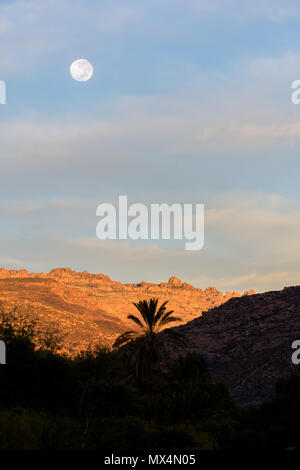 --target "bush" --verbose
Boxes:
[0,407,79,449]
